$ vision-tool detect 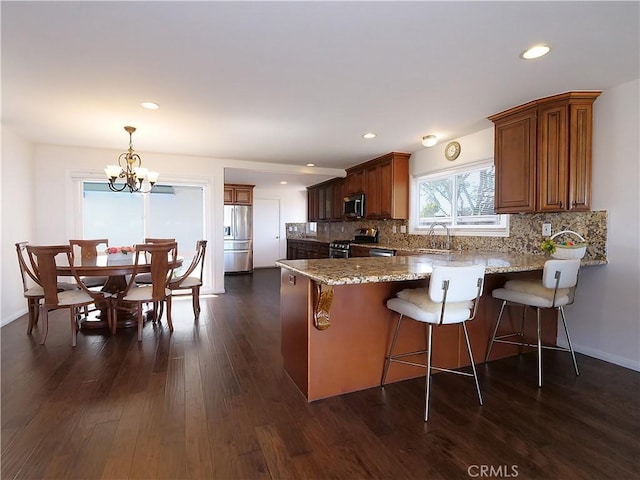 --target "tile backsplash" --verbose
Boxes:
[286,210,607,261]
